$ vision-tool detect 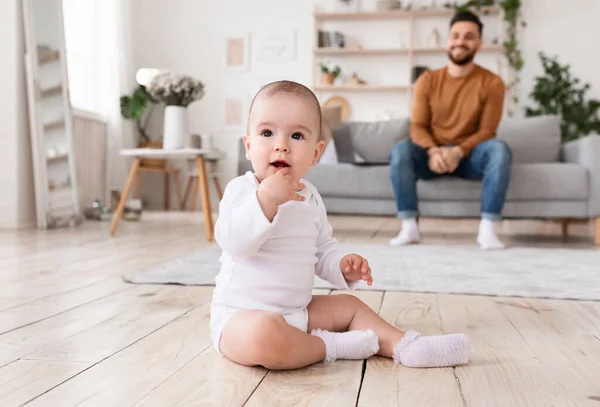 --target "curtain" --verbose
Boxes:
[62,0,135,195]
